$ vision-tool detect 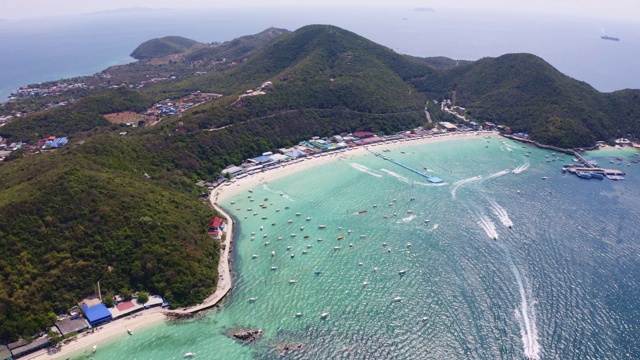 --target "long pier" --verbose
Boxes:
[366,148,443,183]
